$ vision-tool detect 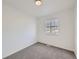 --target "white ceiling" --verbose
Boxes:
[3,0,75,17]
